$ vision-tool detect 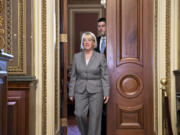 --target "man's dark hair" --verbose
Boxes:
[97,17,106,23]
